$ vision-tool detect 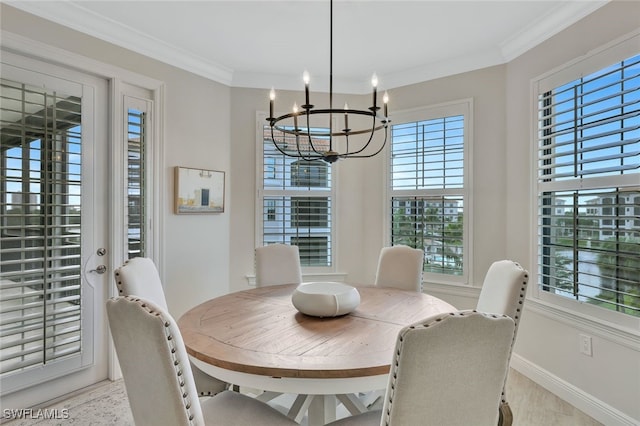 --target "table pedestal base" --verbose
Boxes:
[281,394,367,425]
